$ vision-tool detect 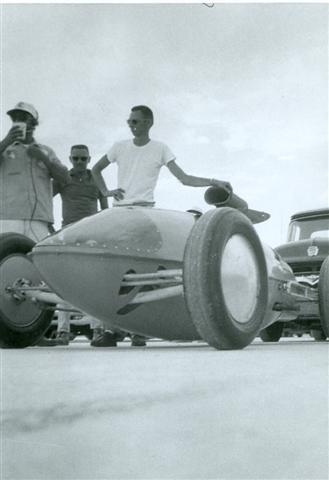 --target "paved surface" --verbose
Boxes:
[0,337,328,480]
